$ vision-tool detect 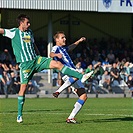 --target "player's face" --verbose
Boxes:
[57,34,66,46]
[129,76,132,80]
[20,18,30,31]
